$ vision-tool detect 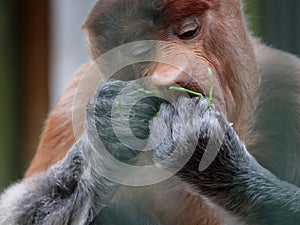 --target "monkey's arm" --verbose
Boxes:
[0,80,162,225]
[0,137,116,225]
[152,97,300,225]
